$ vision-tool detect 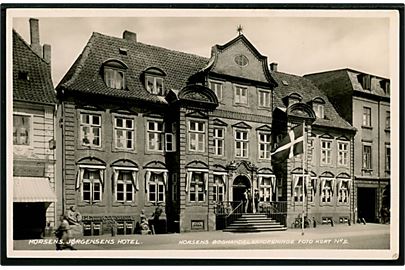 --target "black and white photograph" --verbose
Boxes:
[2,6,402,263]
